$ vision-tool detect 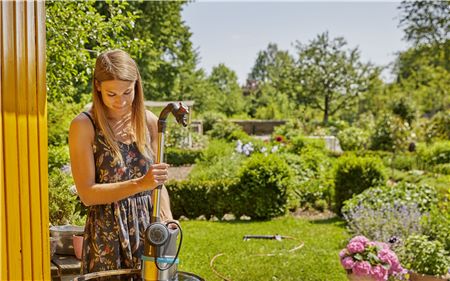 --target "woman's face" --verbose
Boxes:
[98,80,136,117]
